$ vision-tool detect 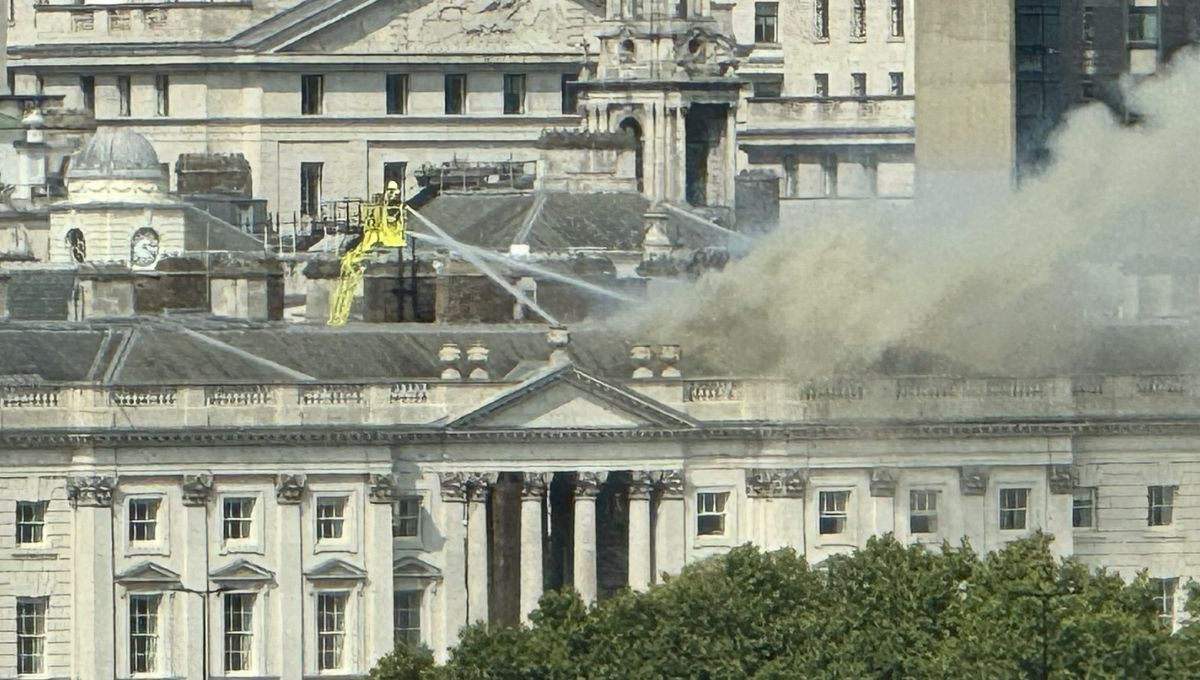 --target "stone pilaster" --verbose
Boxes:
[276,474,306,680]
[520,473,549,621]
[652,469,686,582]
[69,475,115,680]
[572,471,605,604]
[180,474,212,680]
[745,469,806,551]
[959,467,989,549]
[869,468,899,538]
[438,473,470,647]
[627,472,654,591]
